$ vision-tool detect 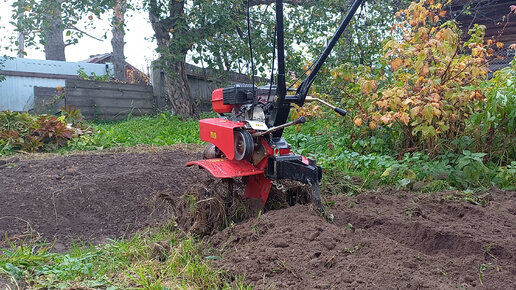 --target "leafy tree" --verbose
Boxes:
[146,0,397,117]
[10,0,110,60]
